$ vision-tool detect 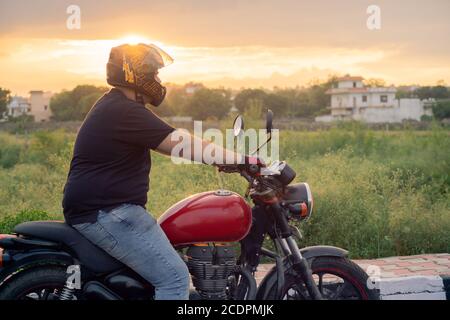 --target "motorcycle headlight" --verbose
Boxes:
[282,182,313,221]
